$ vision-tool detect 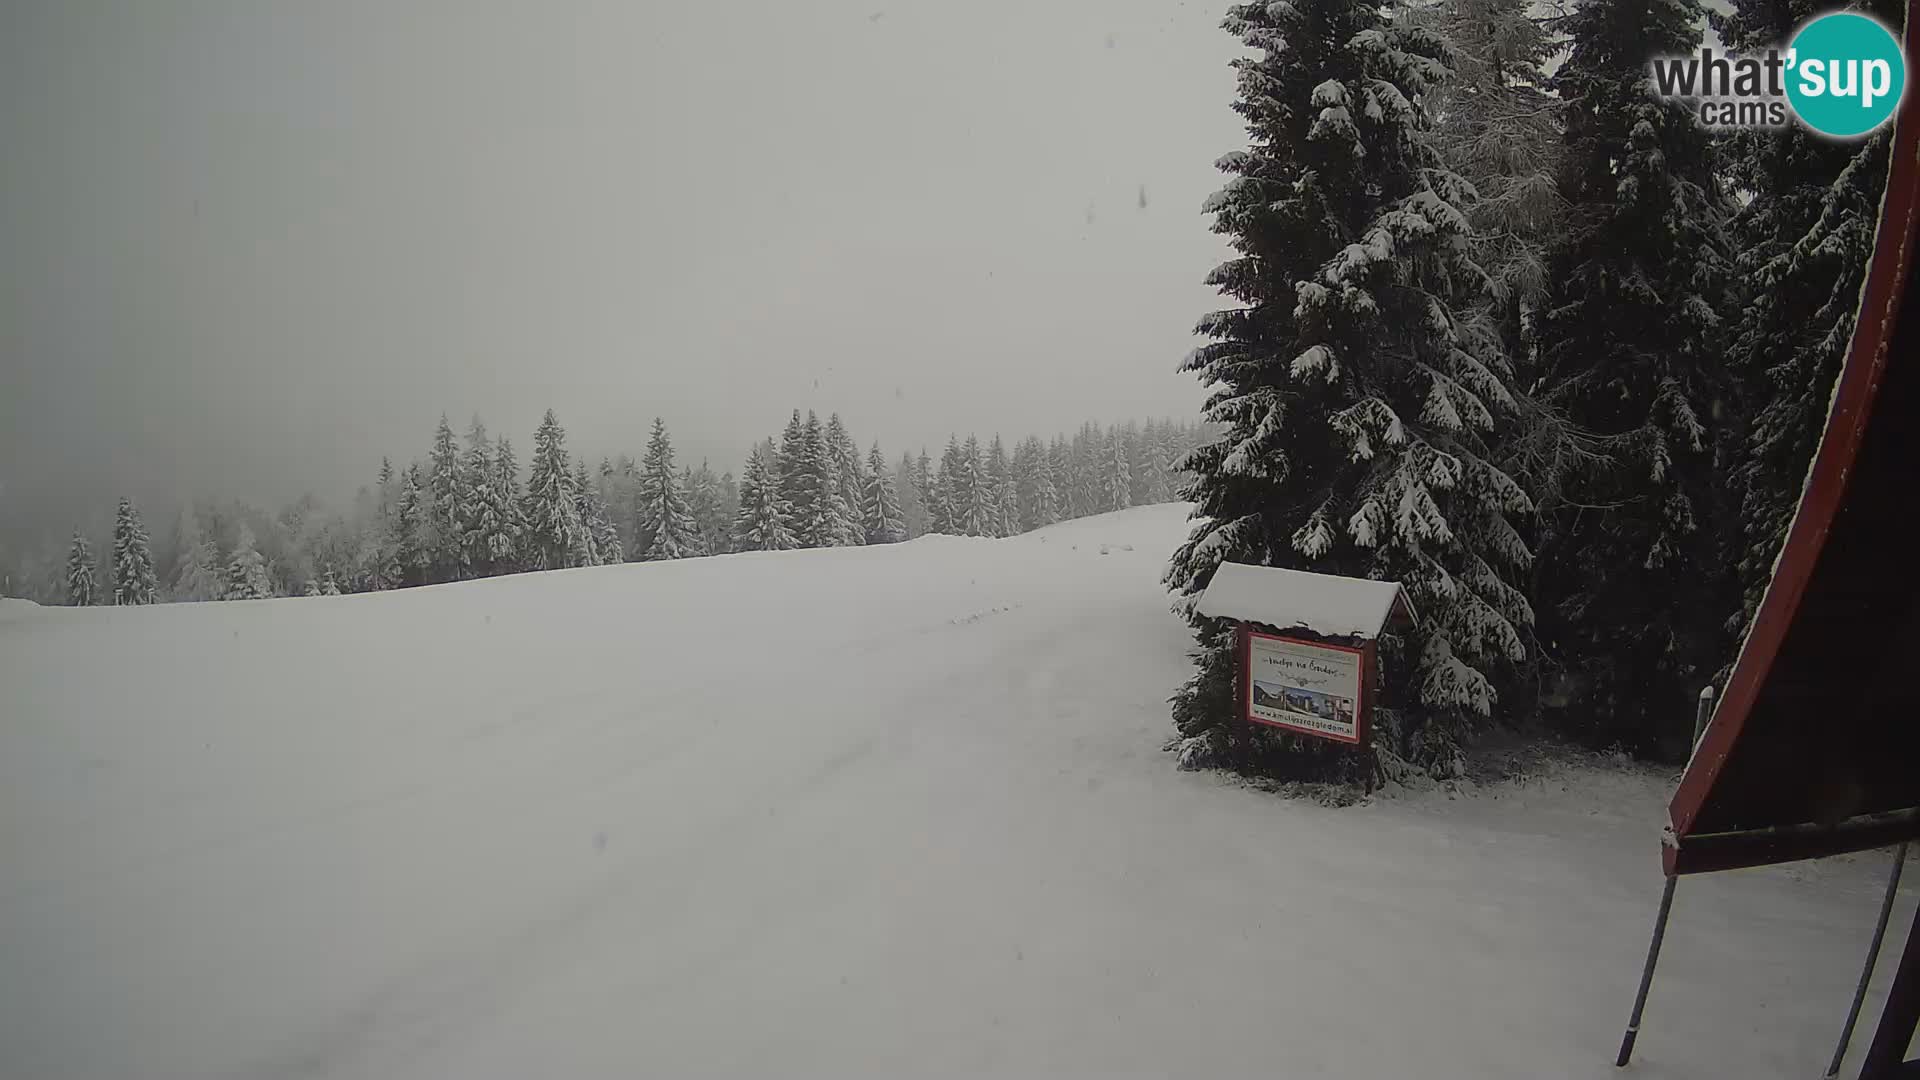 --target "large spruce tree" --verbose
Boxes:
[392,463,431,584]
[788,412,850,547]
[224,523,273,600]
[1014,436,1060,532]
[459,419,496,574]
[984,436,1015,538]
[484,434,527,572]
[636,418,696,560]
[111,497,158,605]
[170,516,224,601]
[1530,0,1736,754]
[65,532,98,606]
[524,410,590,570]
[897,450,928,538]
[733,442,797,551]
[687,462,730,556]
[862,442,905,544]
[1166,0,1533,781]
[427,414,467,579]
[826,414,866,545]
